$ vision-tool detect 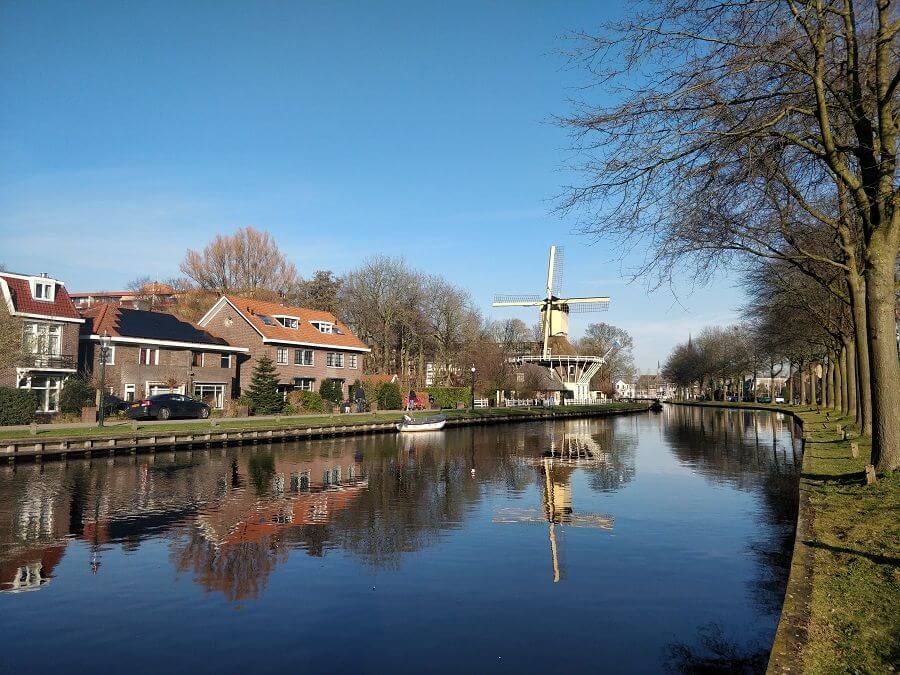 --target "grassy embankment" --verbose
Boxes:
[678,400,899,673]
[0,402,647,441]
